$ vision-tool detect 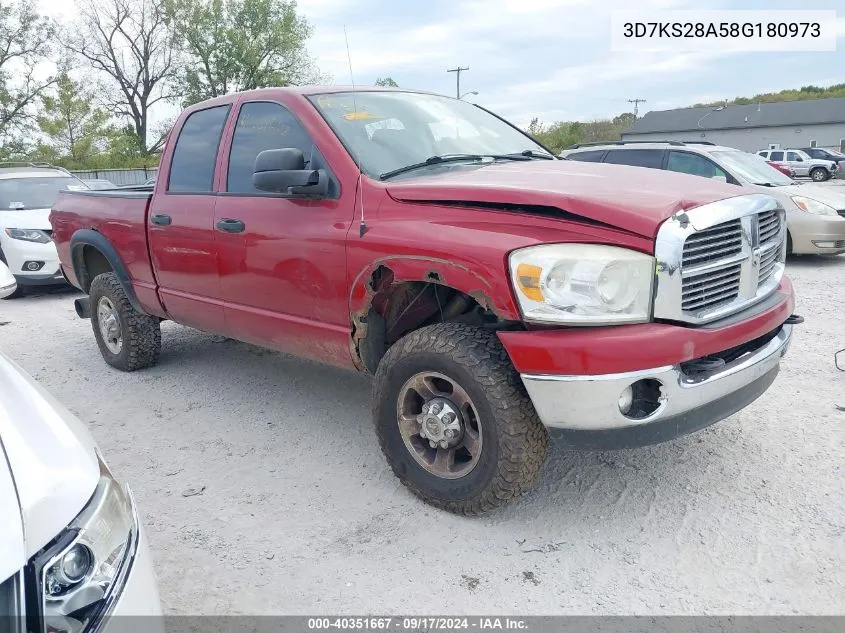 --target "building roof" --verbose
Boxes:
[622,97,845,135]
